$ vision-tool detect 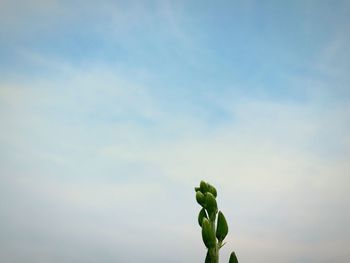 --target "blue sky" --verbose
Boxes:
[1,1,350,262]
